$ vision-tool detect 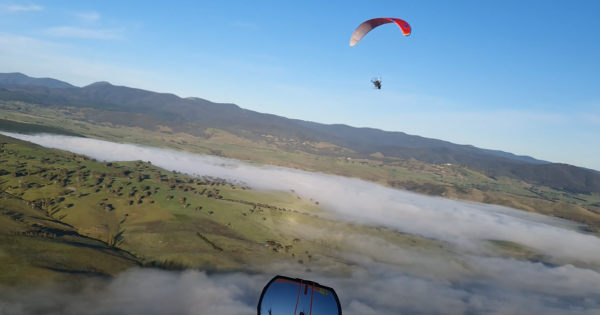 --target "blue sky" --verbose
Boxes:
[0,0,599,170]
